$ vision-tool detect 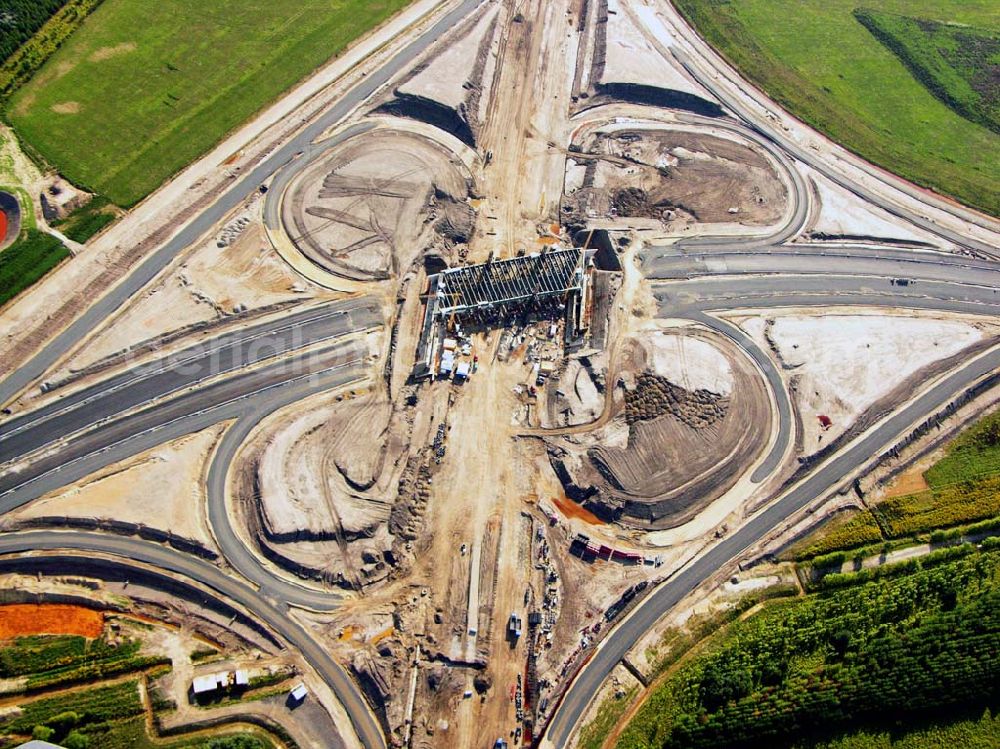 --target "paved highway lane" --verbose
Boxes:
[656,275,1000,317]
[0,0,488,408]
[644,247,1000,285]
[0,532,385,749]
[0,339,367,509]
[0,300,379,465]
[545,343,1000,748]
